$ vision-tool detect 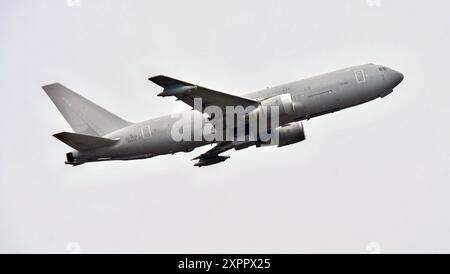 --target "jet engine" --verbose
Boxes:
[245,94,296,129]
[259,93,295,117]
[257,122,306,147]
